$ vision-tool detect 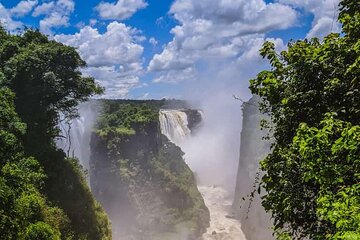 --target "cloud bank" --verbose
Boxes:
[148,0,297,84]
[0,0,341,100]
[55,21,145,98]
